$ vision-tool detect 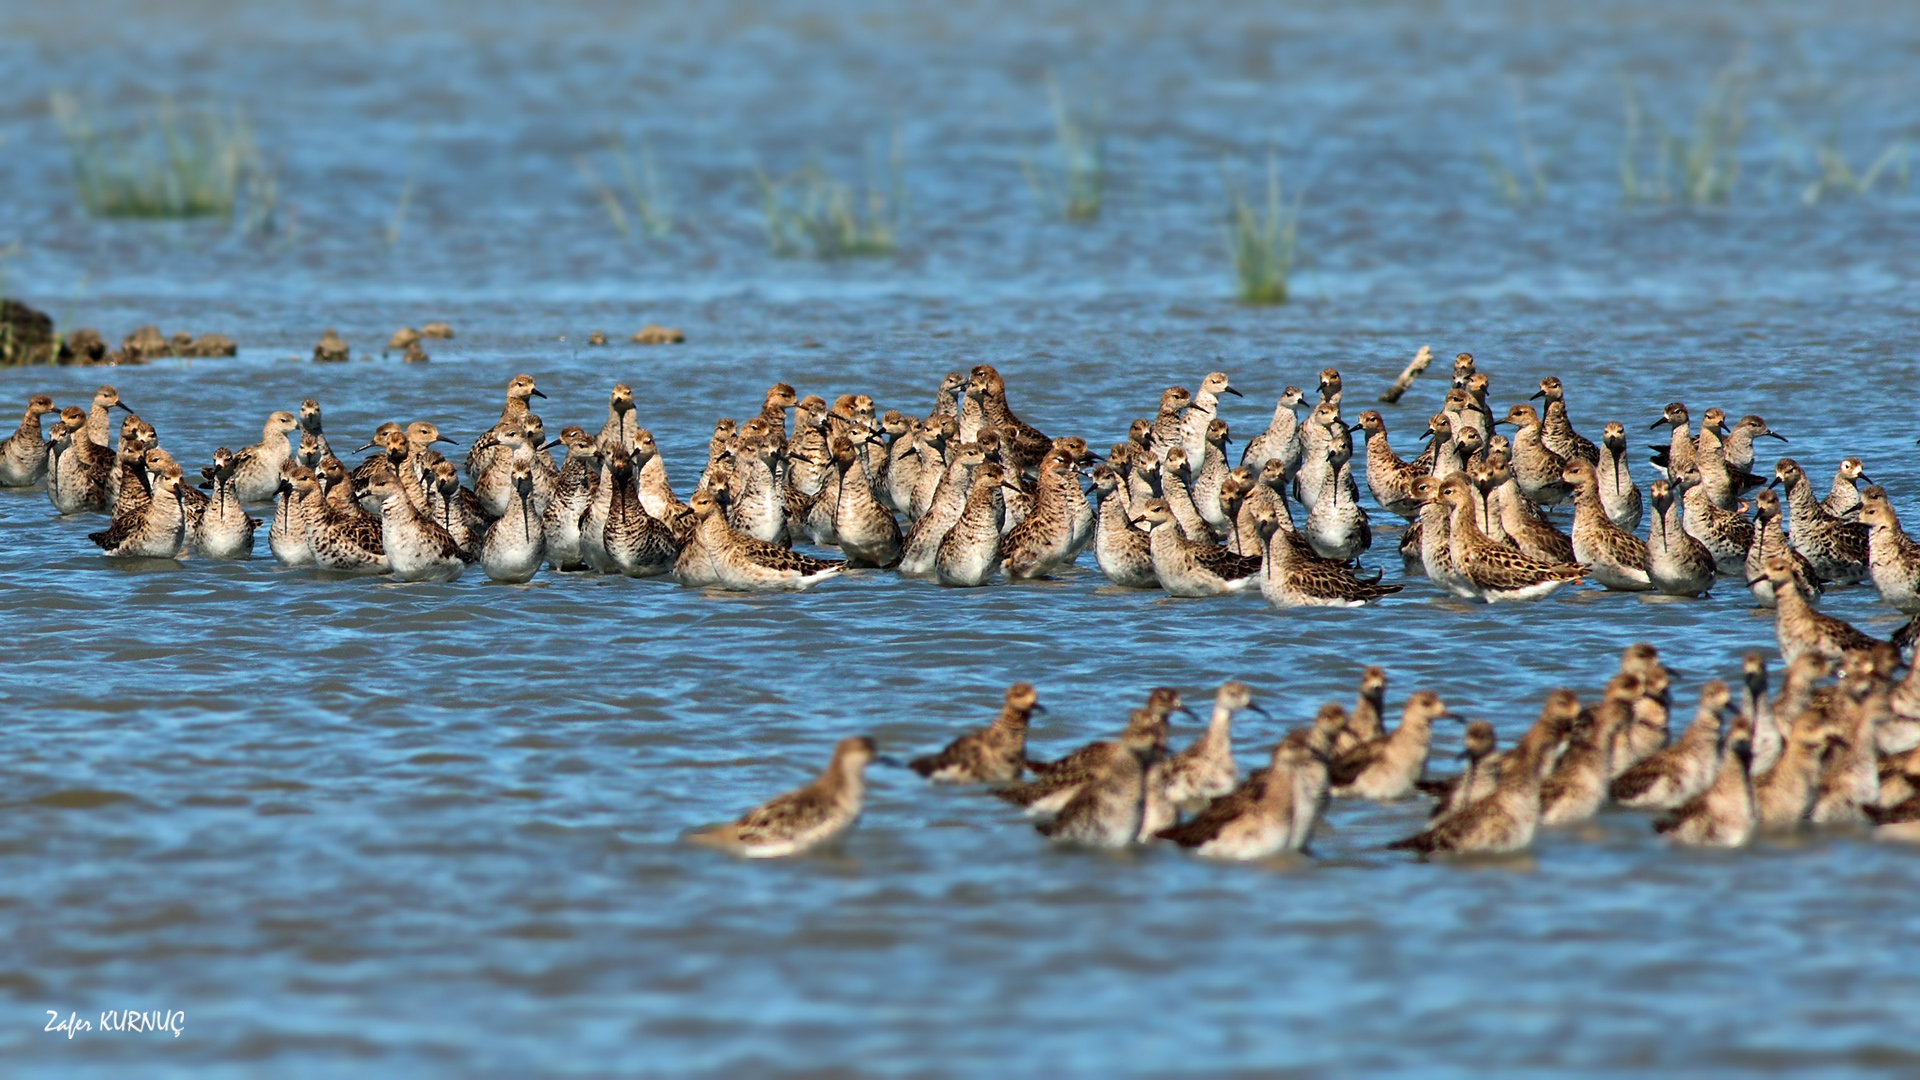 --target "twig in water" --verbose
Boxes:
[1379,345,1434,404]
